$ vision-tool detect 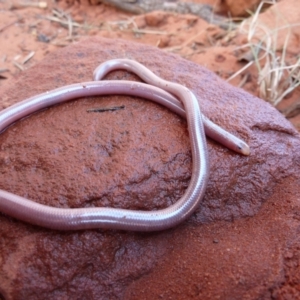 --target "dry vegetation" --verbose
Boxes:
[228,0,300,106]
